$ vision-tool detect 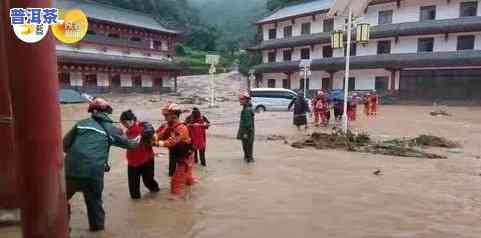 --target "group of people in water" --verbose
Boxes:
[288,90,379,130]
[62,89,378,232]
[62,93,255,232]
